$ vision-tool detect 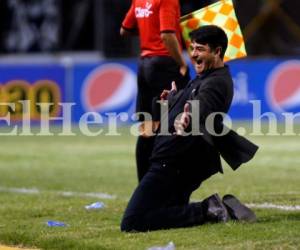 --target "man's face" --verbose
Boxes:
[190,41,216,74]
